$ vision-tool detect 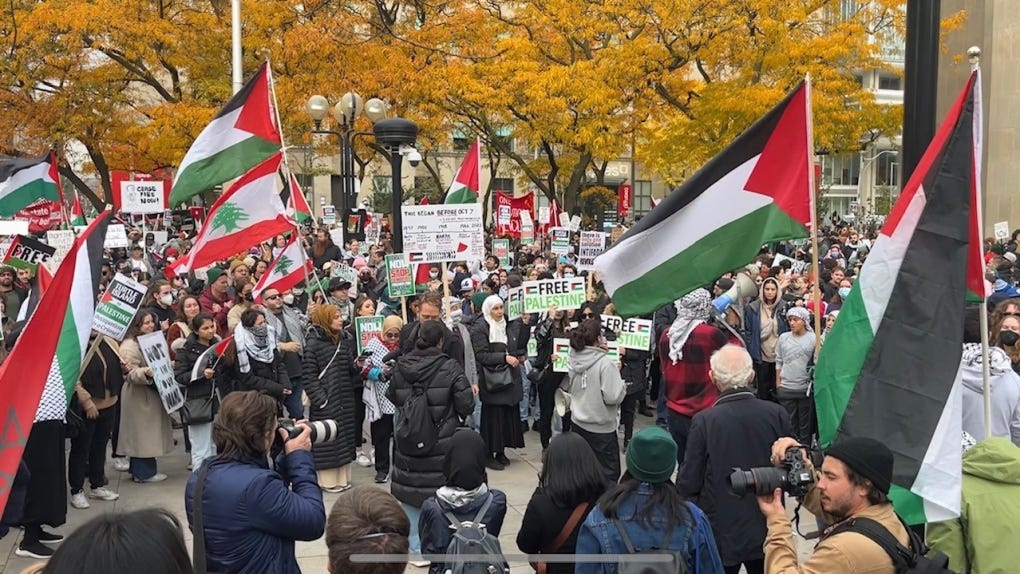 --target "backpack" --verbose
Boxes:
[395,380,448,456]
[442,493,509,574]
[612,518,688,574]
[828,517,954,574]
